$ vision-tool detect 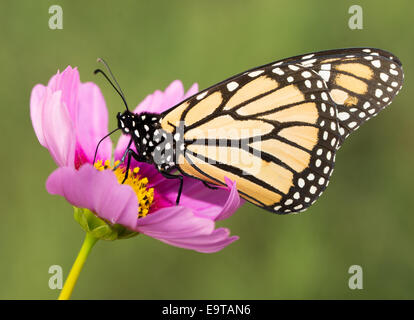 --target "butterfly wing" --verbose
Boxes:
[160,48,403,214]
[275,48,404,143]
